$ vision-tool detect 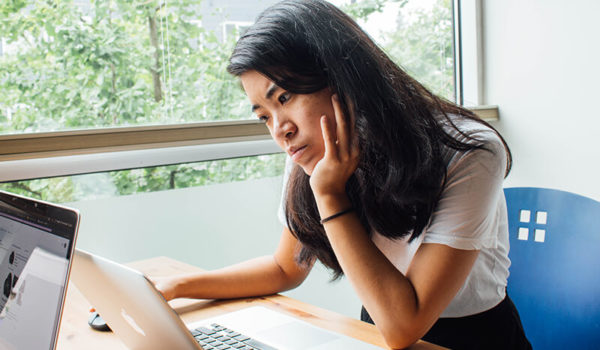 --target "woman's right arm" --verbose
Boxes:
[155,227,312,301]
